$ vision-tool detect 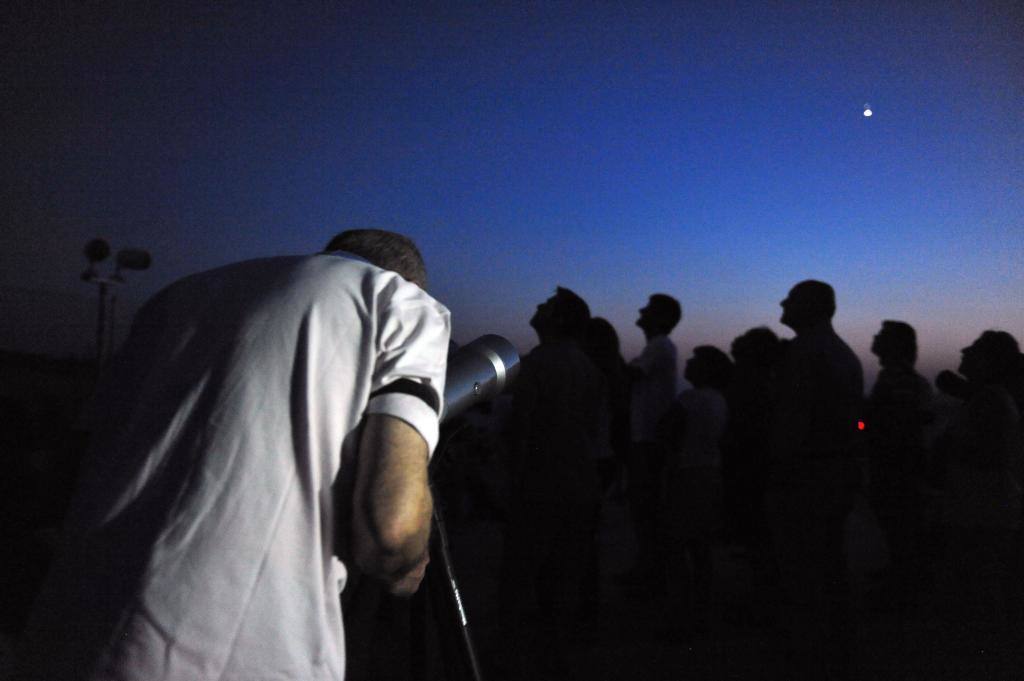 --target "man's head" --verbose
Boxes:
[636,294,682,337]
[871,320,917,367]
[531,287,591,341]
[324,229,428,289]
[730,326,781,369]
[780,280,835,332]
[685,345,734,391]
[959,330,1021,384]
